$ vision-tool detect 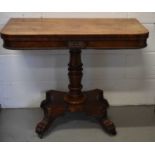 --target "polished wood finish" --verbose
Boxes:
[0,18,149,138]
[64,48,86,104]
[1,18,148,49]
[1,18,148,35]
[36,89,116,138]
